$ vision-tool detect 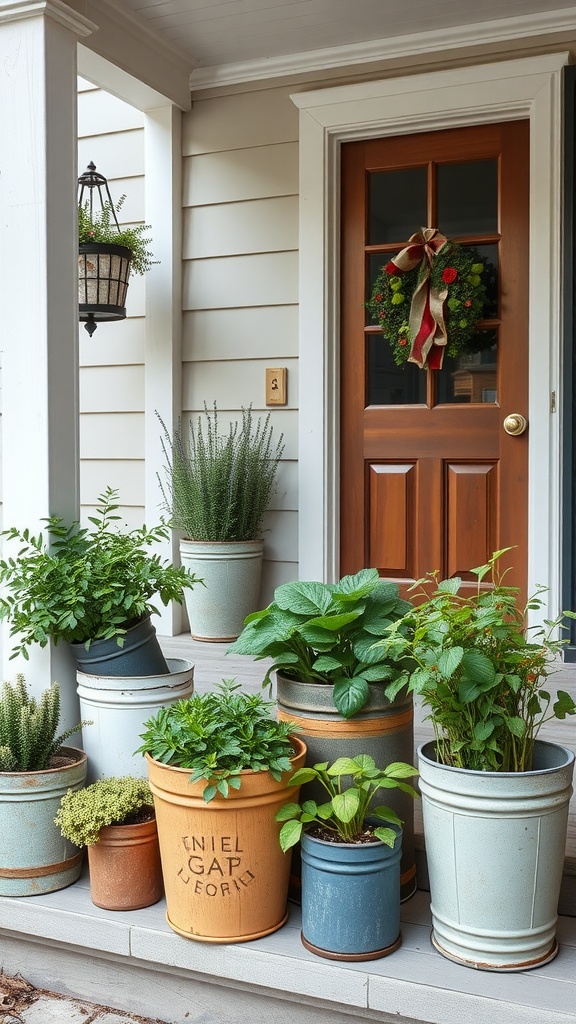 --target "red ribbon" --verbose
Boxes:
[389,228,448,369]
